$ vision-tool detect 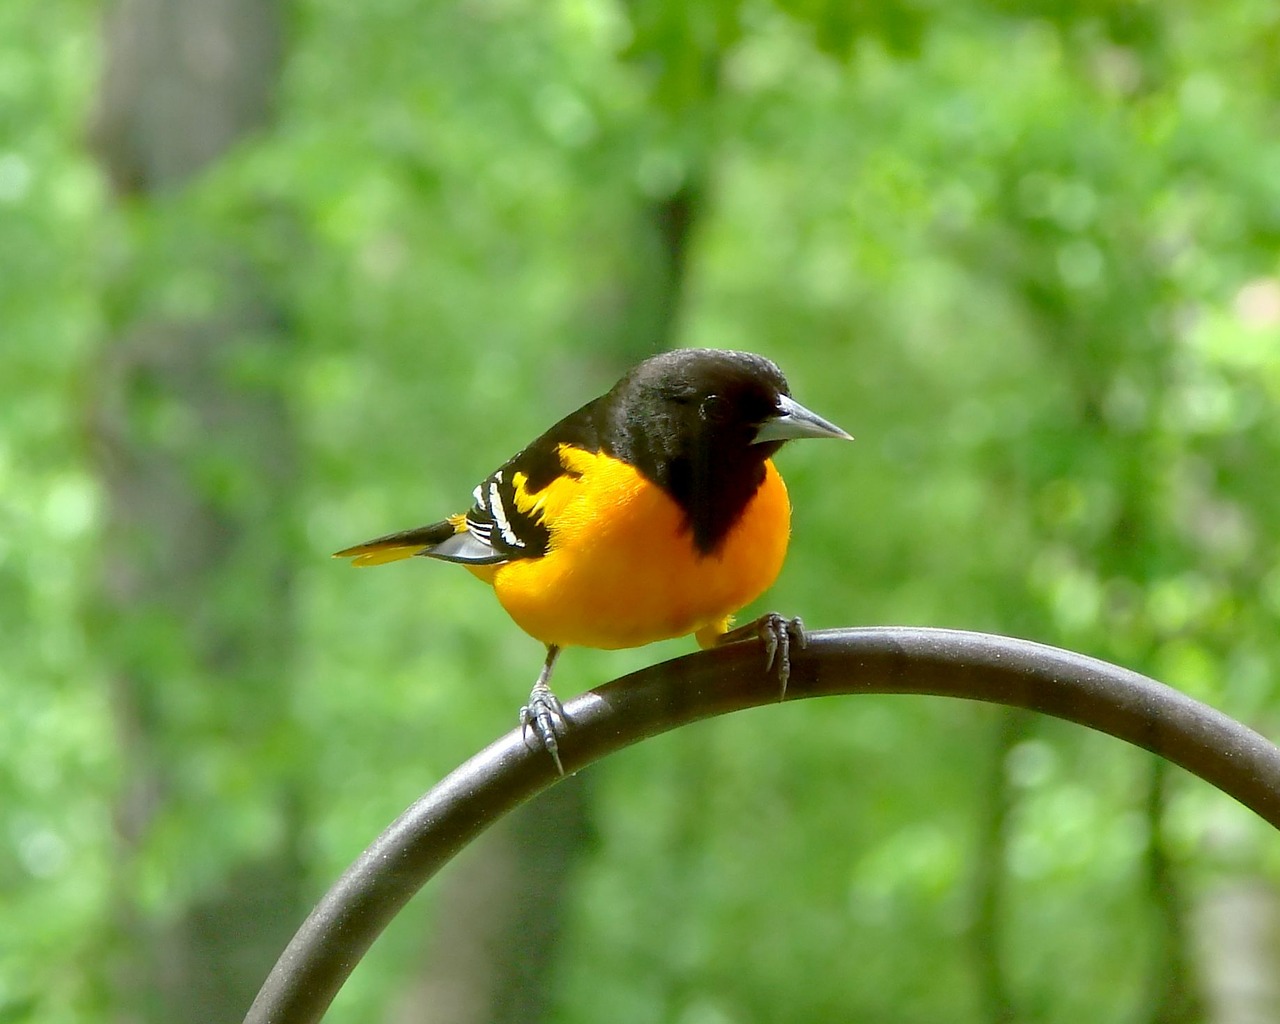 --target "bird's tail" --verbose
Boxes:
[333,518,463,567]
